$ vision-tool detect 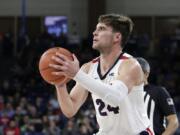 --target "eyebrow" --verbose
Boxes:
[99,26,106,29]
